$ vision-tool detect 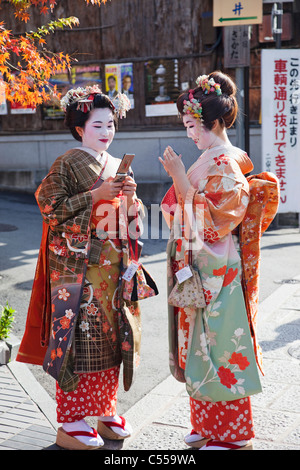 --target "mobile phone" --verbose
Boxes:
[117,154,135,174]
[114,153,135,182]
